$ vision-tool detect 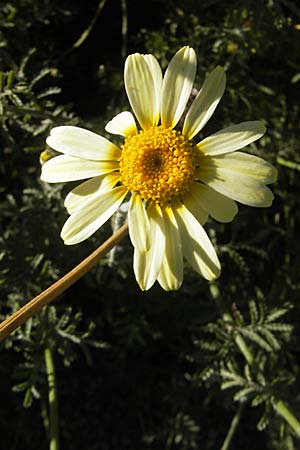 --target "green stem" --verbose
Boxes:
[222,311,254,366]
[273,399,300,438]
[44,347,59,450]
[234,333,254,366]
[72,0,108,49]
[220,403,244,450]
